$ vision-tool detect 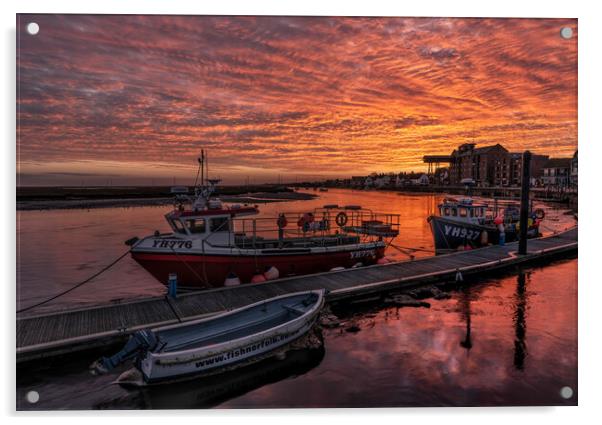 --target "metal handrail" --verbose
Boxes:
[171,206,400,250]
